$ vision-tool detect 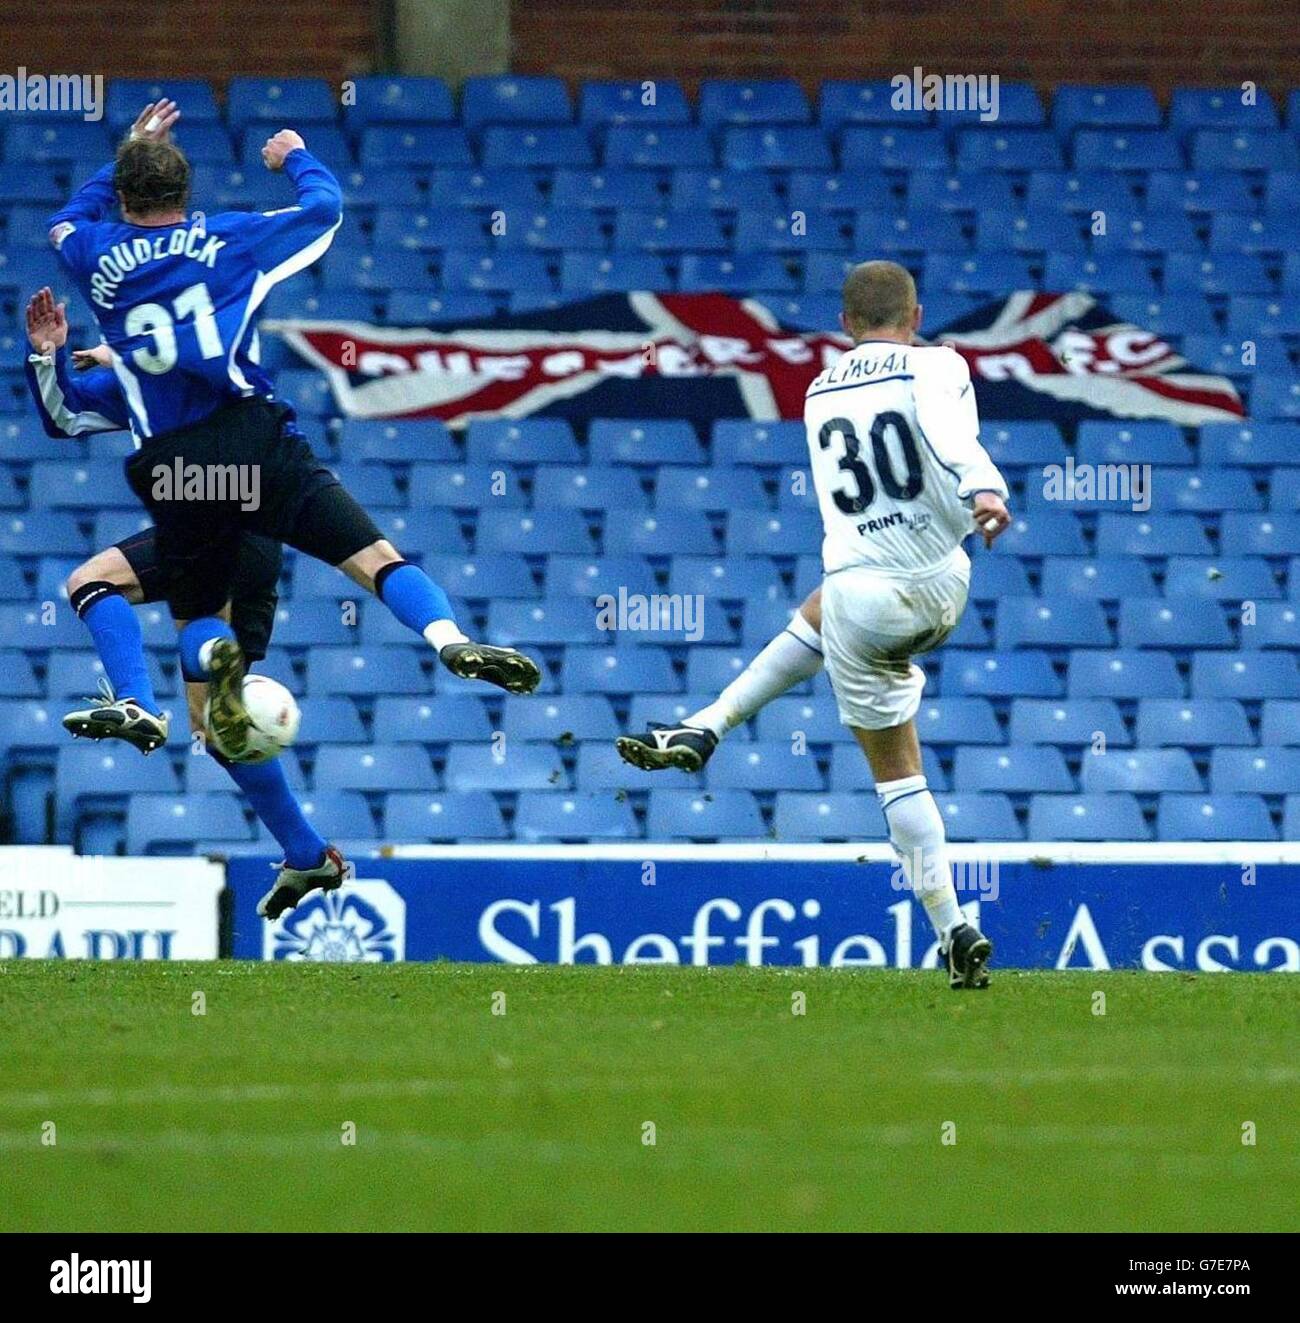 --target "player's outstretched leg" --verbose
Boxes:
[286,485,542,695]
[616,590,823,772]
[178,617,253,759]
[875,767,992,990]
[368,556,541,696]
[257,846,348,920]
[62,577,169,753]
